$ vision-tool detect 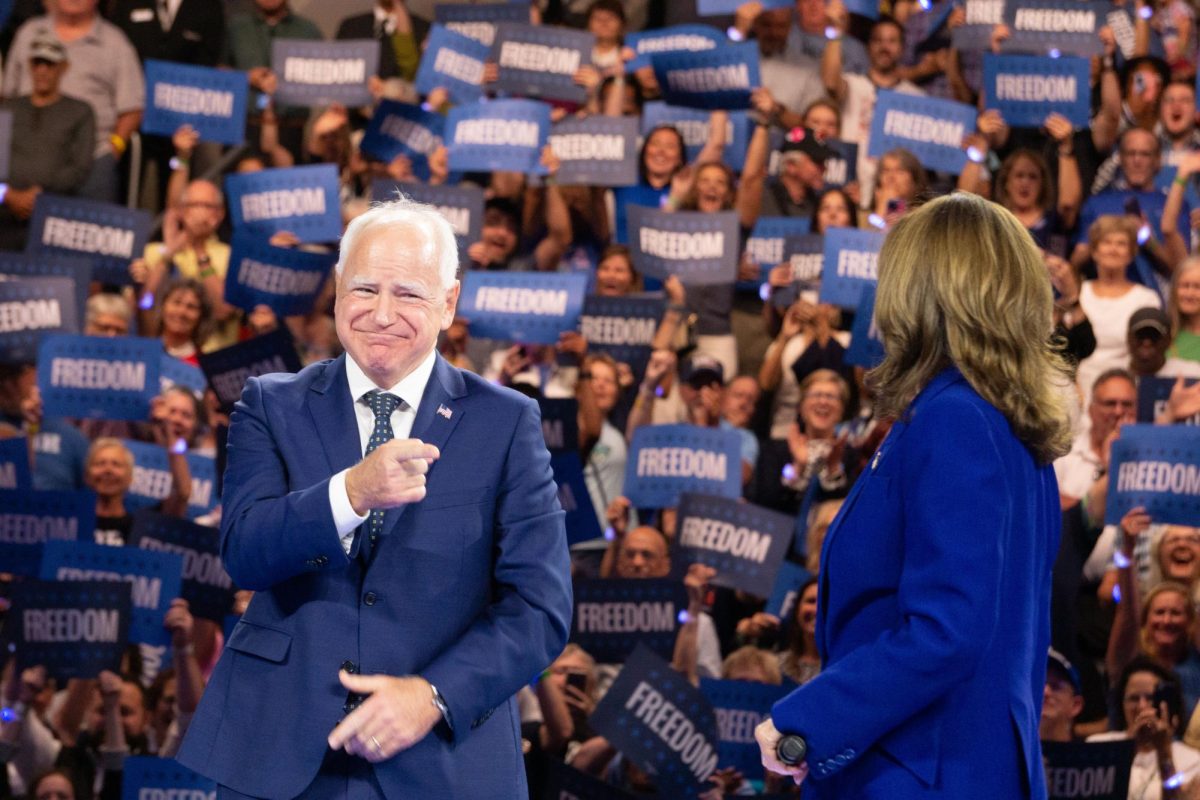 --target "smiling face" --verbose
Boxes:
[86,444,133,500]
[1003,155,1043,212]
[817,191,853,232]
[868,21,904,73]
[1177,263,1200,320]
[796,582,818,636]
[804,104,839,141]
[160,389,198,443]
[585,359,619,414]
[1161,83,1195,137]
[1144,589,1189,653]
[643,128,683,183]
[1119,129,1160,190]
[694,164,732,212]
[799,378,844,437]
[335,224,459,388]
[1093,231,1135,274]
[1160,527,1200,583]
[161,287,202,340]
[595,252,635,296]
